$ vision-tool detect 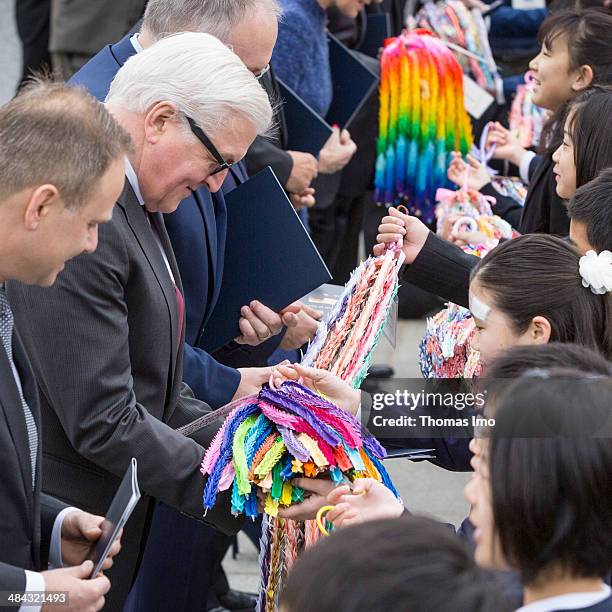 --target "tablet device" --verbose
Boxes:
[90,457,140,578]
